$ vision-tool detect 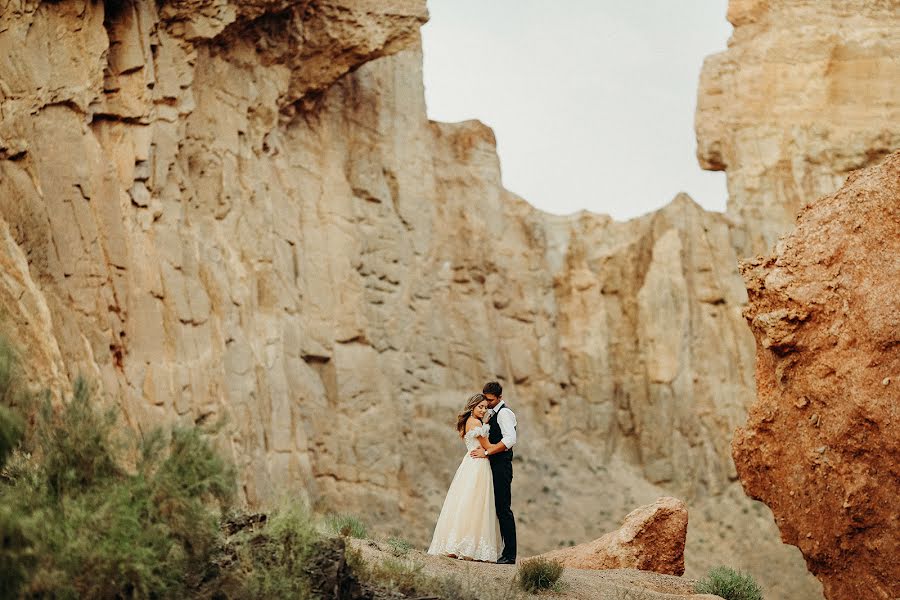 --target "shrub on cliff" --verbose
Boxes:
[0,339,26,467]
[695,565,763,600]
[0,370,234,598]
[236,505,320,598]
